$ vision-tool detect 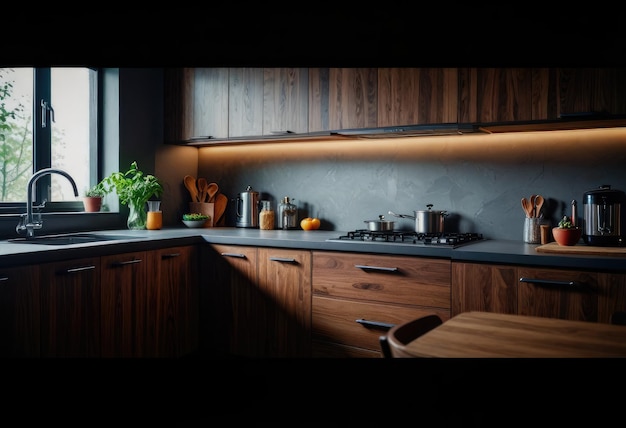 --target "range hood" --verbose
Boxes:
[332,123,484,138]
